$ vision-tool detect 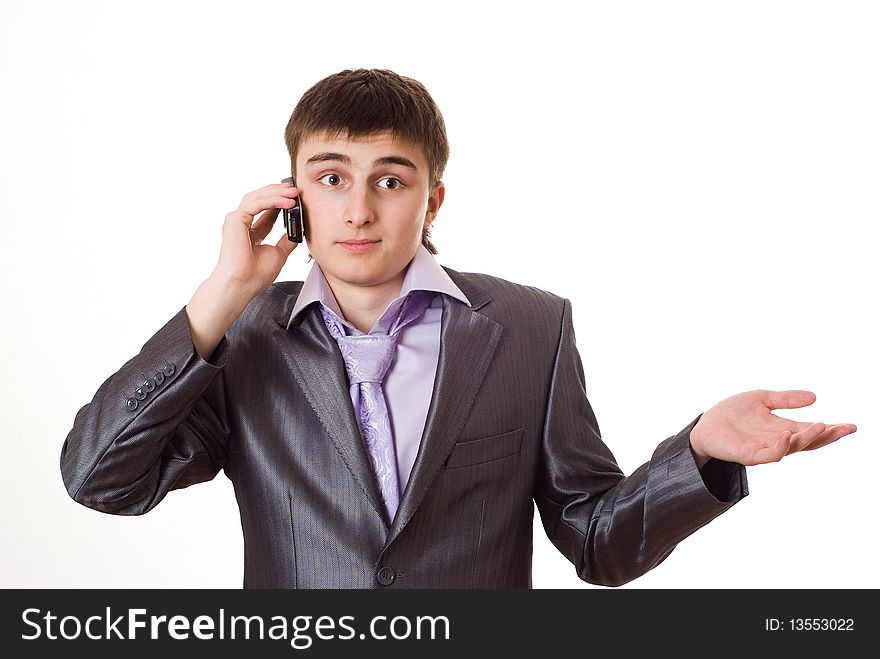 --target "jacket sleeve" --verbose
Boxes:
[534,297,748,586]
[60,305,234,516]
